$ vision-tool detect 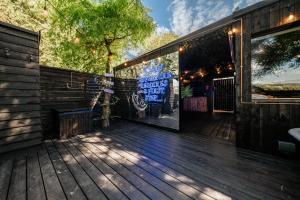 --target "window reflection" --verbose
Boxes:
[251,27,300,100]
[115,52,179,130]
